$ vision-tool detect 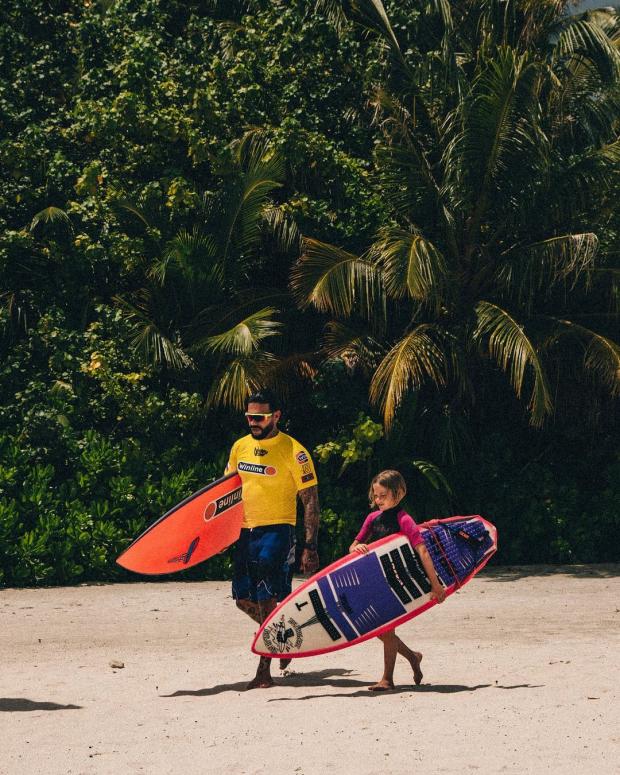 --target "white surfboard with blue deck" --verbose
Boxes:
[252,515,497,658]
